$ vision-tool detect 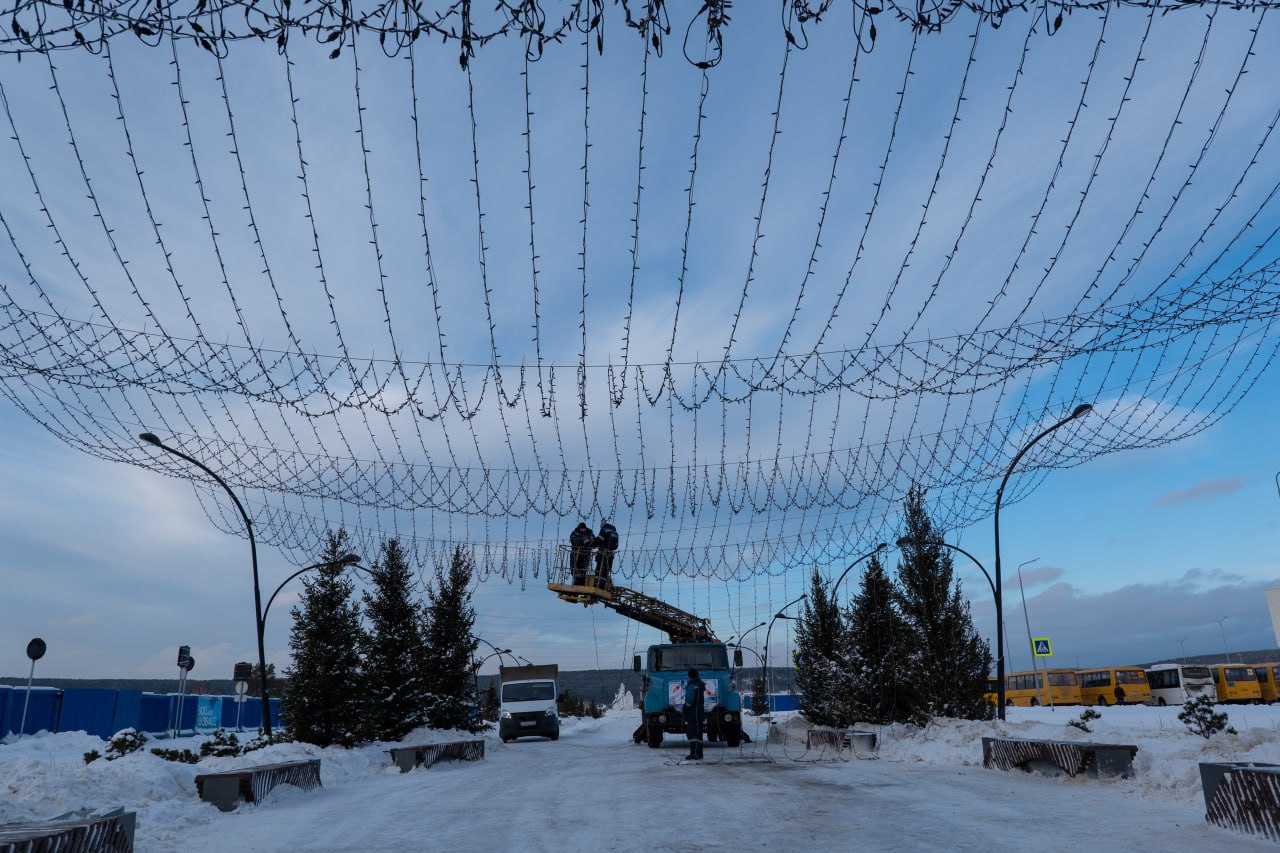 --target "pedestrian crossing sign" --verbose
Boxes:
[1032,638,1053,657]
